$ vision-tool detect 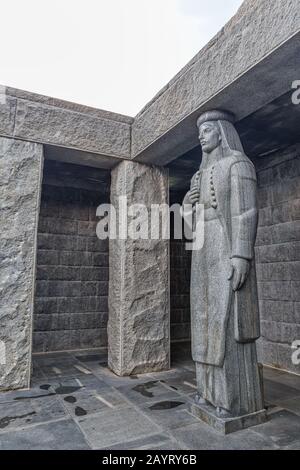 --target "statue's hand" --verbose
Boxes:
[228,258,250,291]
[189,187,200,205]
